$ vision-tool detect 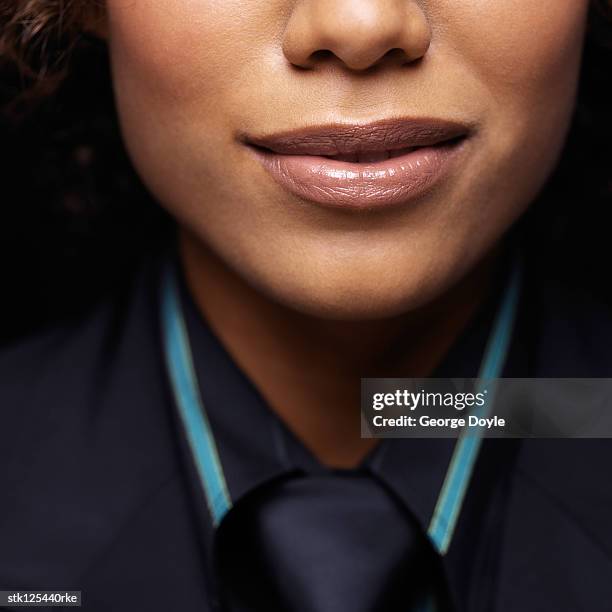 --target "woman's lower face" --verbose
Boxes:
[105,0,589,319]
